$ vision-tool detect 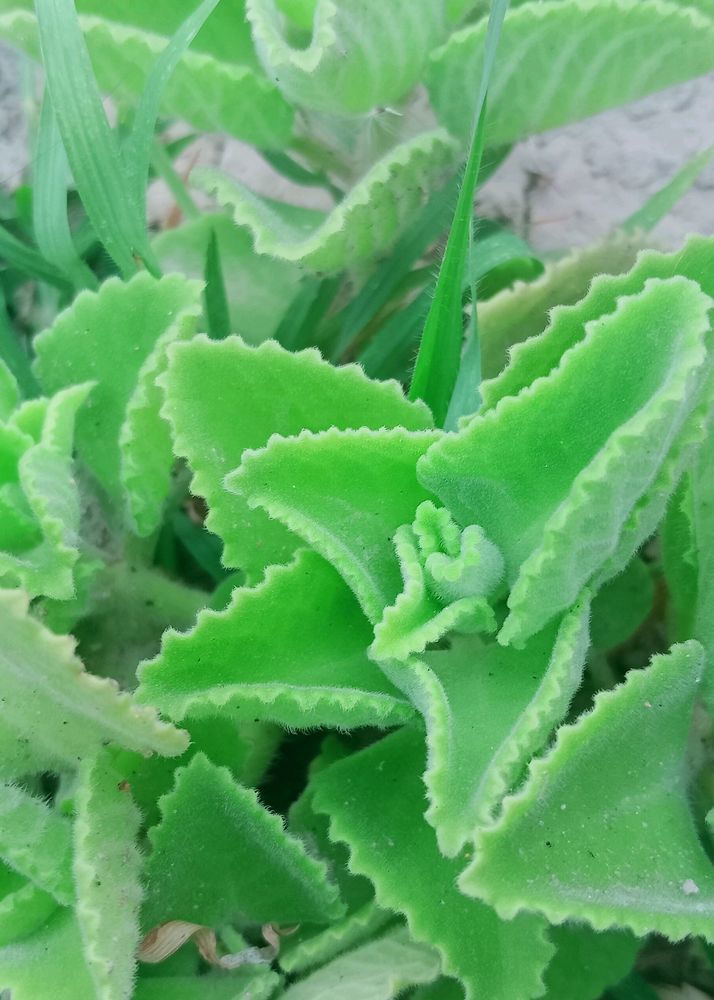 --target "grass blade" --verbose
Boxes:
[204,230,231,341]
[621,144,714,234]
[0,222,68,289]
[34,0,145,277]
[33,92,97,290]
[274,275,343,352]
[0,288,38,396]
[122,0,220,226]
[409,0,508,425]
